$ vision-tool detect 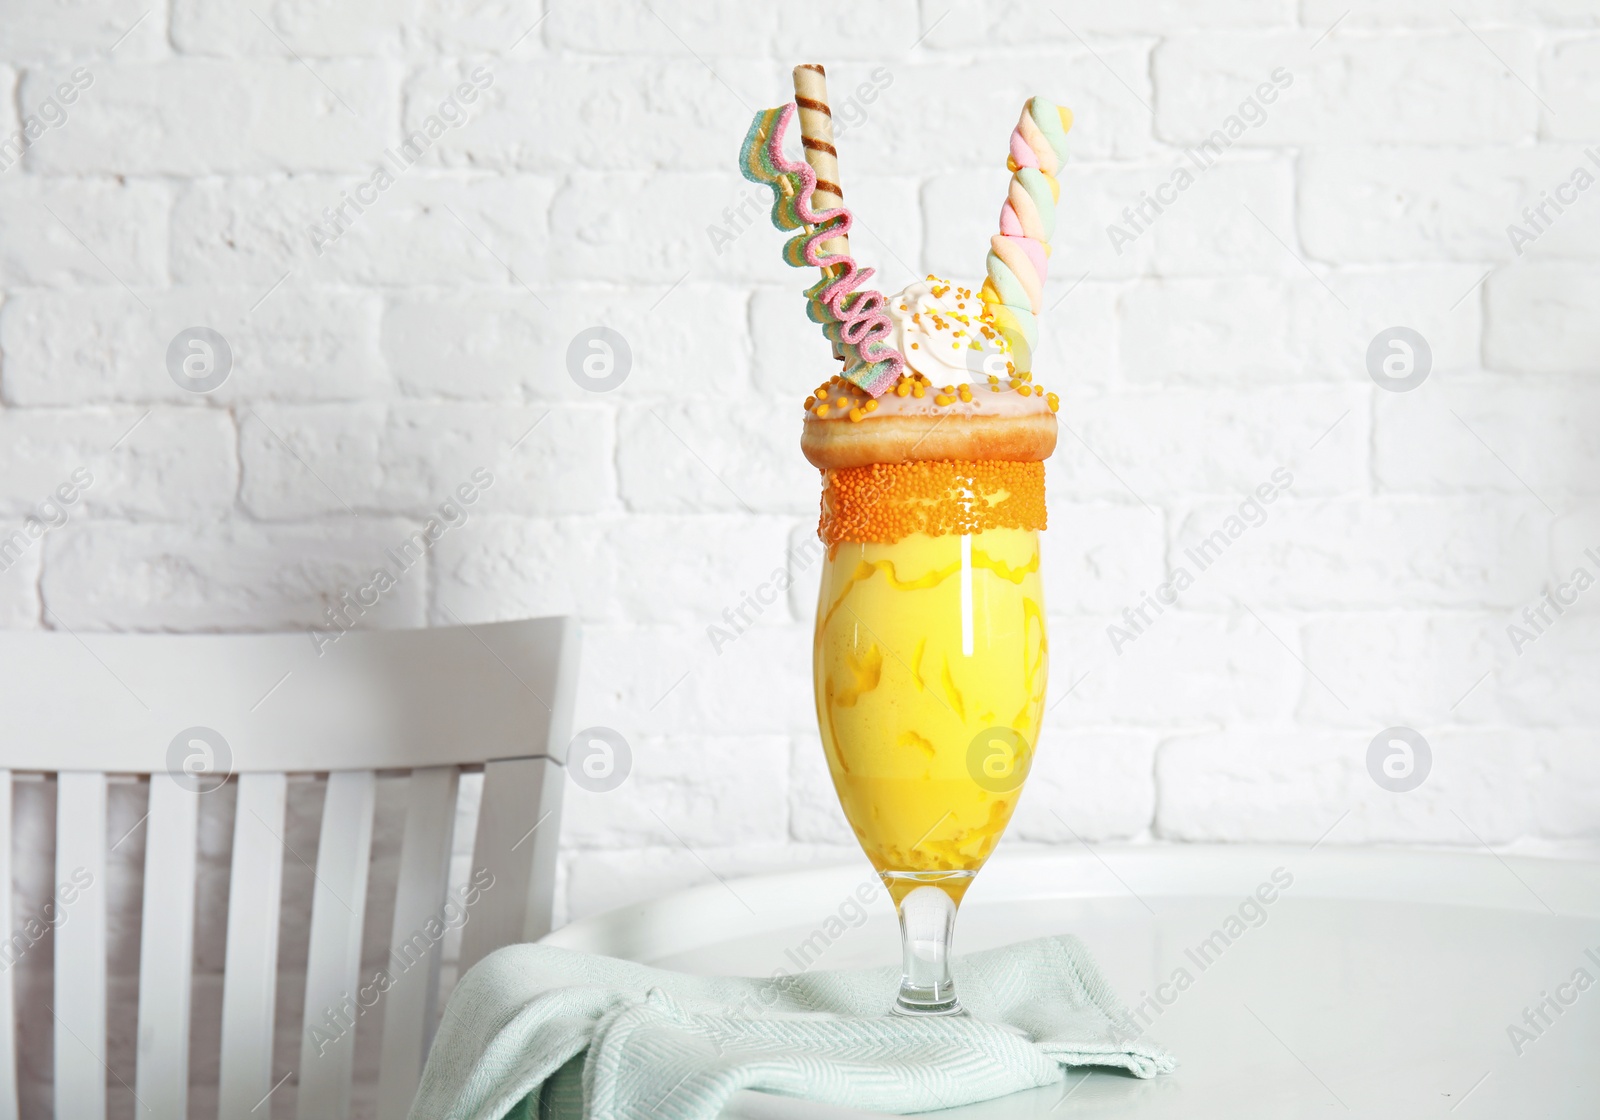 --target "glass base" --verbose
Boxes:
[892,988,967,1016]
[885,871,973,1017]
